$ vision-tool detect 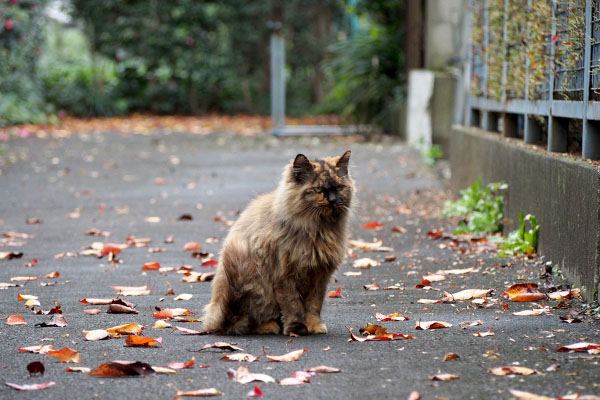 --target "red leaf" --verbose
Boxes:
[167,357,195,369]
[141,262,160,271]
[201,259,219,267]
[47,347,81,363]
[361,221,383,230]
[124,335,162,347]
[6,315,27,325]
[328,286,342,298]
[24,258,37,267]
[184,242,202,251]
[502,283,546,302]
[248,385,263,397]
